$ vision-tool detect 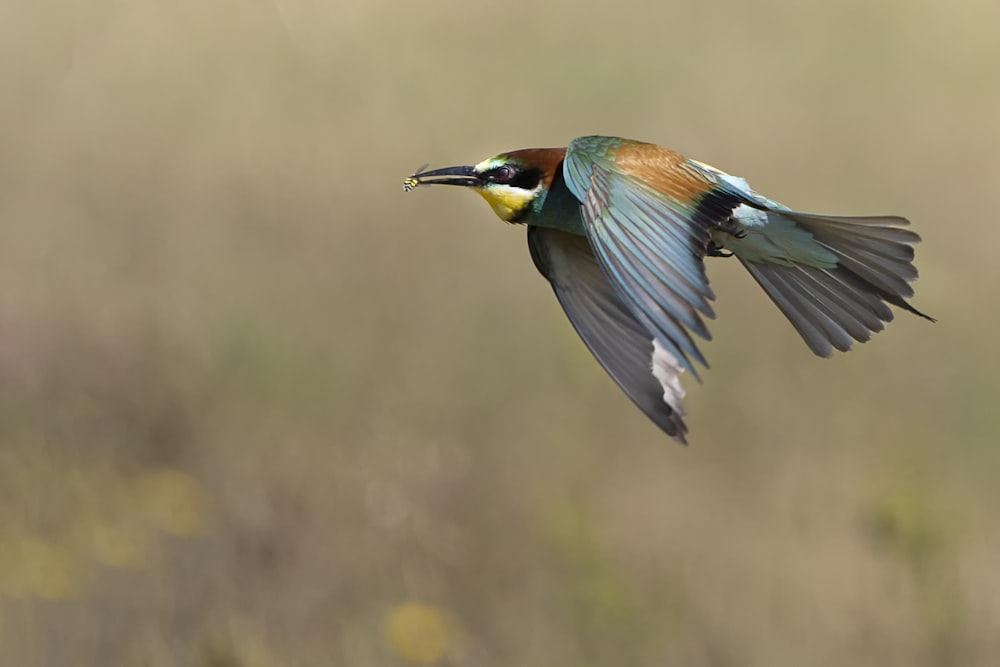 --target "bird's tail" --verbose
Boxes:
[734,212,933,357]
